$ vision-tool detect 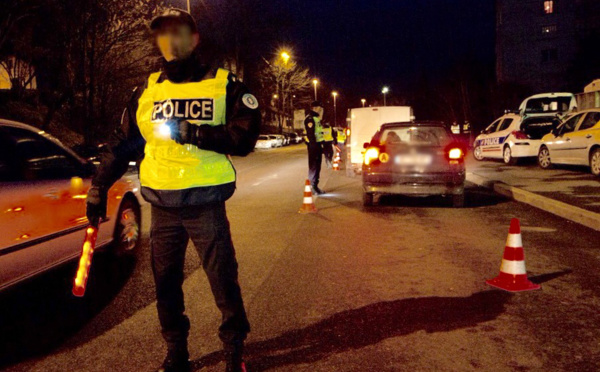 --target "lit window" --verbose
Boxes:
[542,25,557,34]
[544,1,554,14]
